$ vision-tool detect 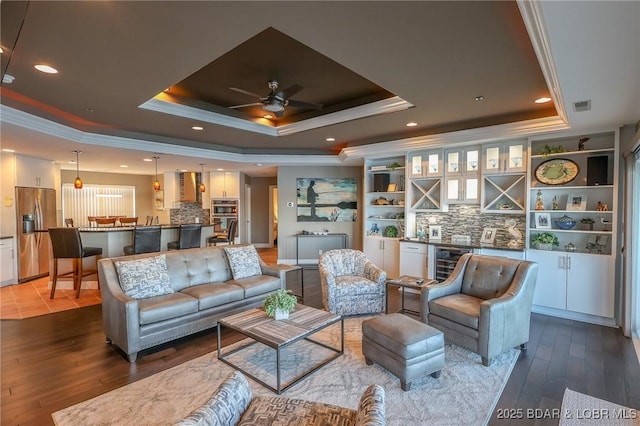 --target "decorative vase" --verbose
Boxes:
[554,215,576,230]
[534,243,553,251]
[581,223,594,231]
[274,308,290,320]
